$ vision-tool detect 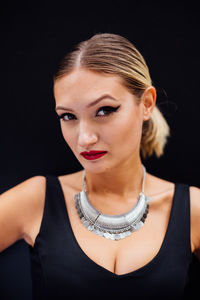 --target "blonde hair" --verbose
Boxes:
[54,33,170,159]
